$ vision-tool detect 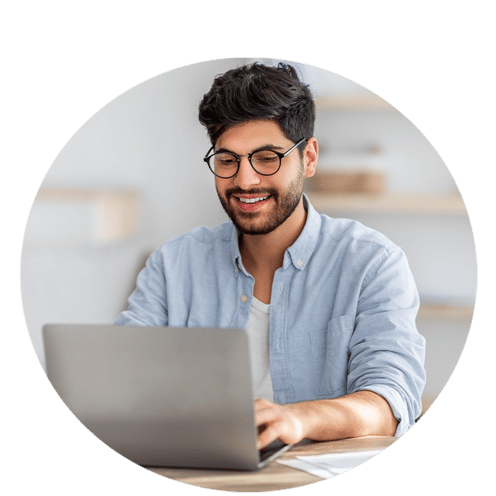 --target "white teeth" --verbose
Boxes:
[238,196,269,204]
